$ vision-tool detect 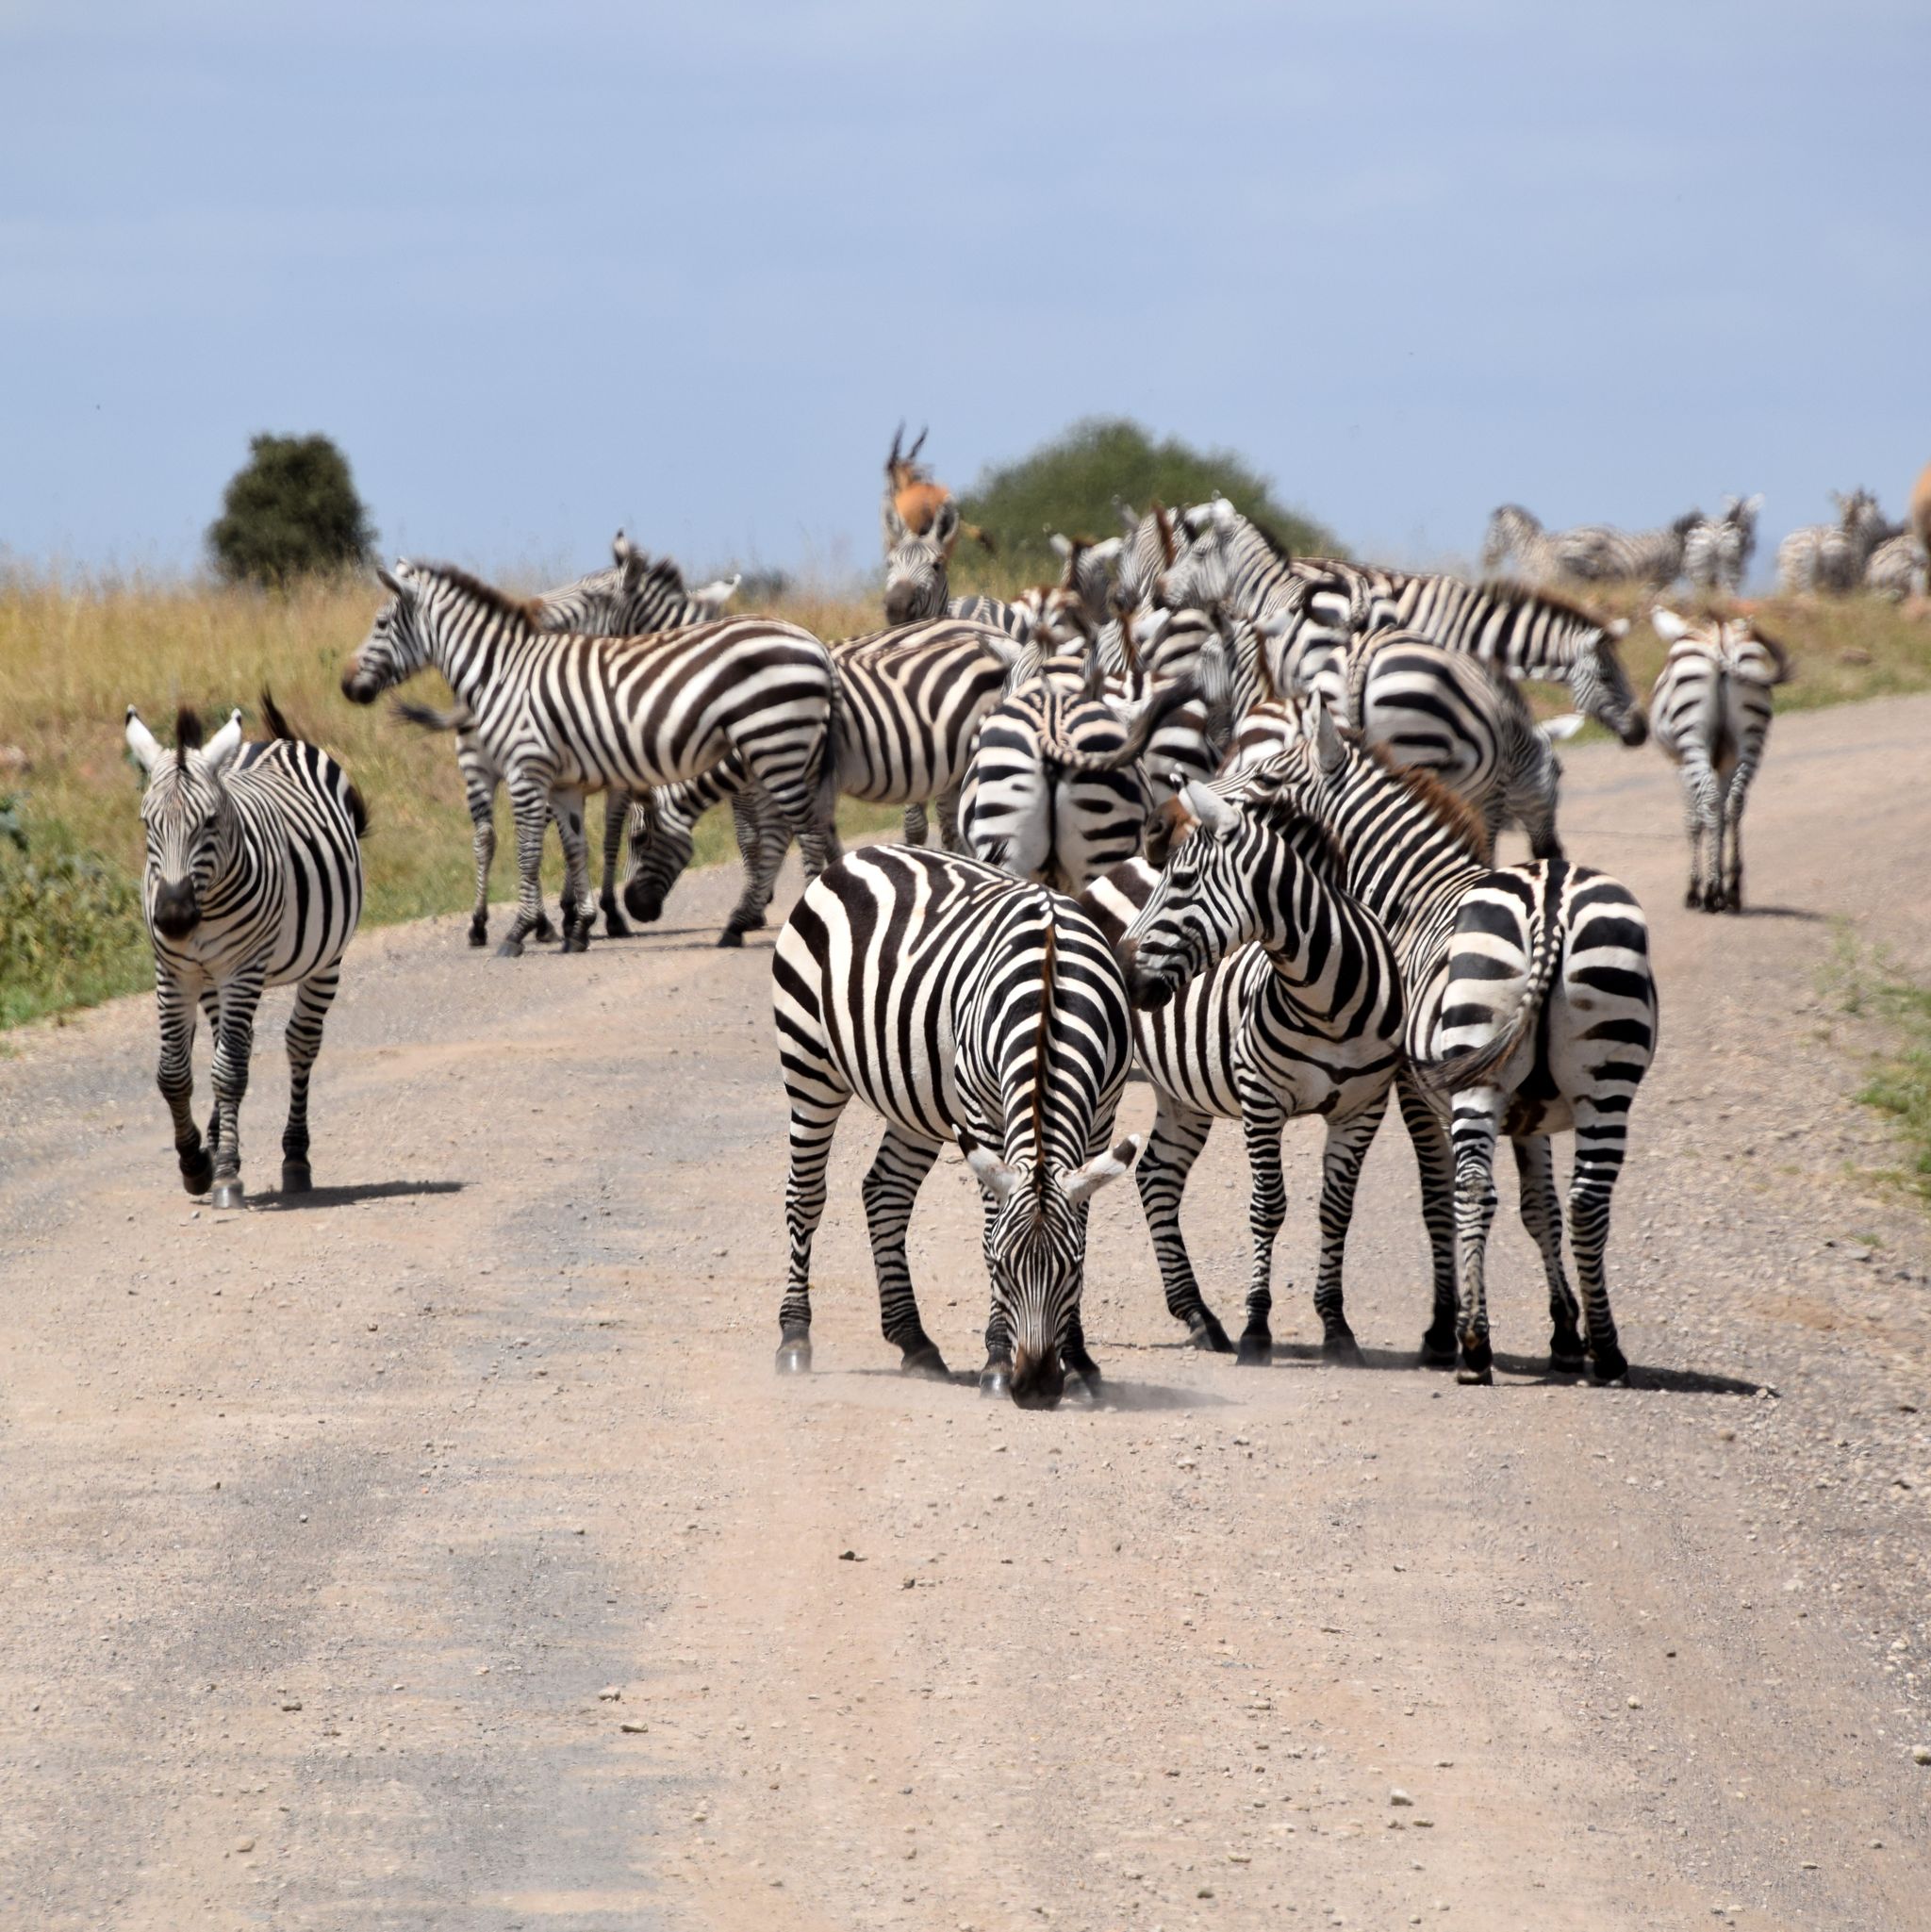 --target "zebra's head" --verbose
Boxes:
[1130,605,1233,715]
[1481,505,1542,575]
[958,1130,1143,1409]
[124,704,245,938]
[1571,620,1648,748]
[1123,781,1274,1008]
[342,561,435,702]
[1048,533,1125,629]
[883,497,960,625]
[619,789,696,925]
